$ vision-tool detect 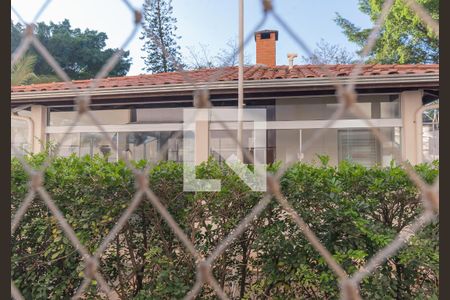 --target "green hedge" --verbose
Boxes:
[11,154,439,299]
